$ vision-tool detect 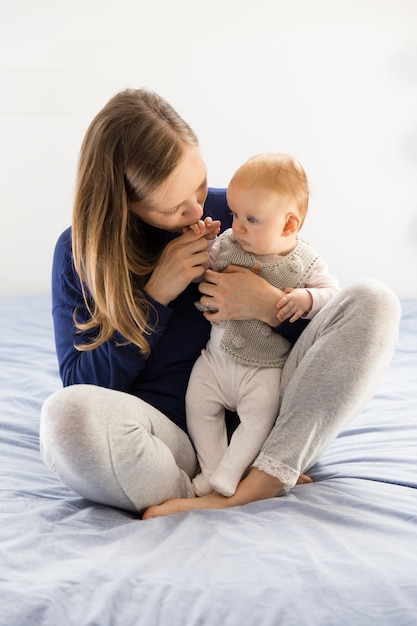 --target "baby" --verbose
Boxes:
[186,153,340,498]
